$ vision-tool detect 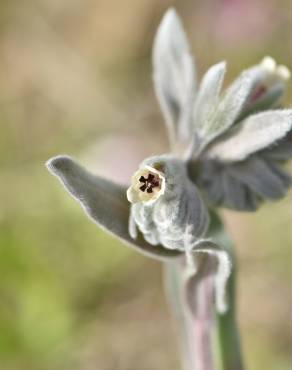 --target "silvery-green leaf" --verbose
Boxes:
[229,156,291,200]
[199,72,252,150]
[239,63,277,104]
[237,82,285,122]
[262,131,292,160]
[130,155,209,251]
[192,160,260,211]
[46,155,182,261]
[184,239,232,314]
[263,161,292,188]
[194,62,226,139]
[237,57,289,120]
[221,173,254,211]
[205,110,292,162]
[153,8,196,147]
